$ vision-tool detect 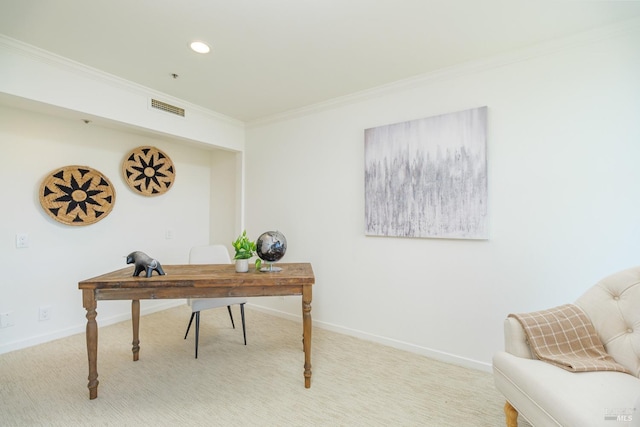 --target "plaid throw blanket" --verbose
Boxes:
[509,304,631,374]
